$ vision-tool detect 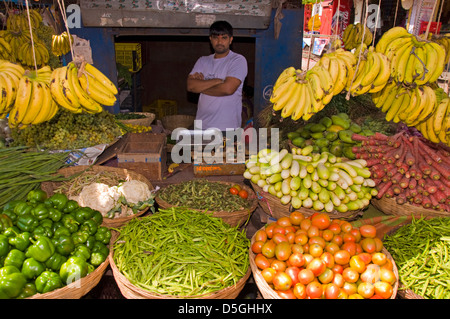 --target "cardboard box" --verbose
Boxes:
[117,133,167,180]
